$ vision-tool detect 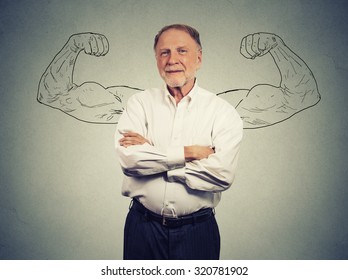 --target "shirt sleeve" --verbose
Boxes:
[167,103,243,192]
[115,93,185,177]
